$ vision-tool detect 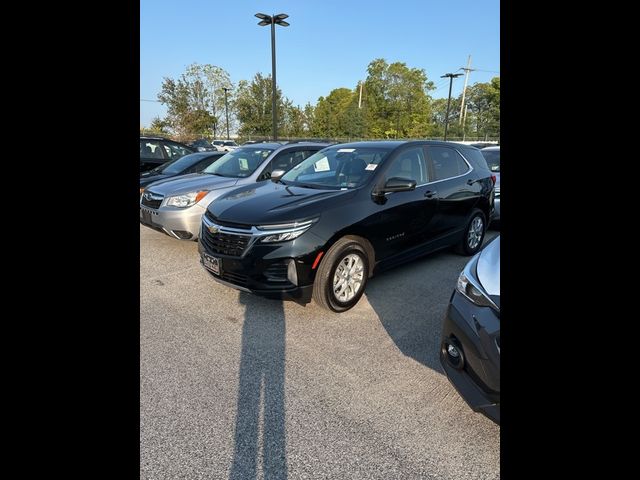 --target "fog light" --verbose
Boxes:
[442,337,464,369]
[287,259,298,286]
